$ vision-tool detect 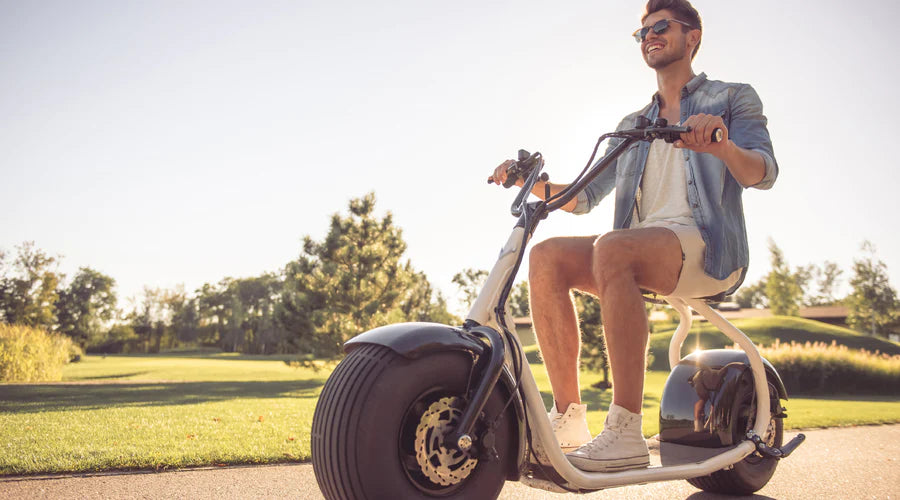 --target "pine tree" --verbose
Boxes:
[278,193,452,358]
